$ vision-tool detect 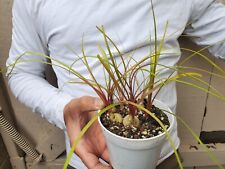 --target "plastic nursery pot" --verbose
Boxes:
[98,99,175,169]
